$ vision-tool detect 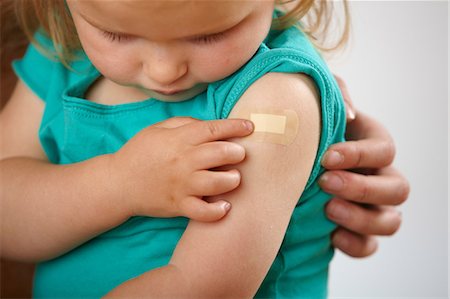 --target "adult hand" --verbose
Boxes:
[319,76,410,257]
